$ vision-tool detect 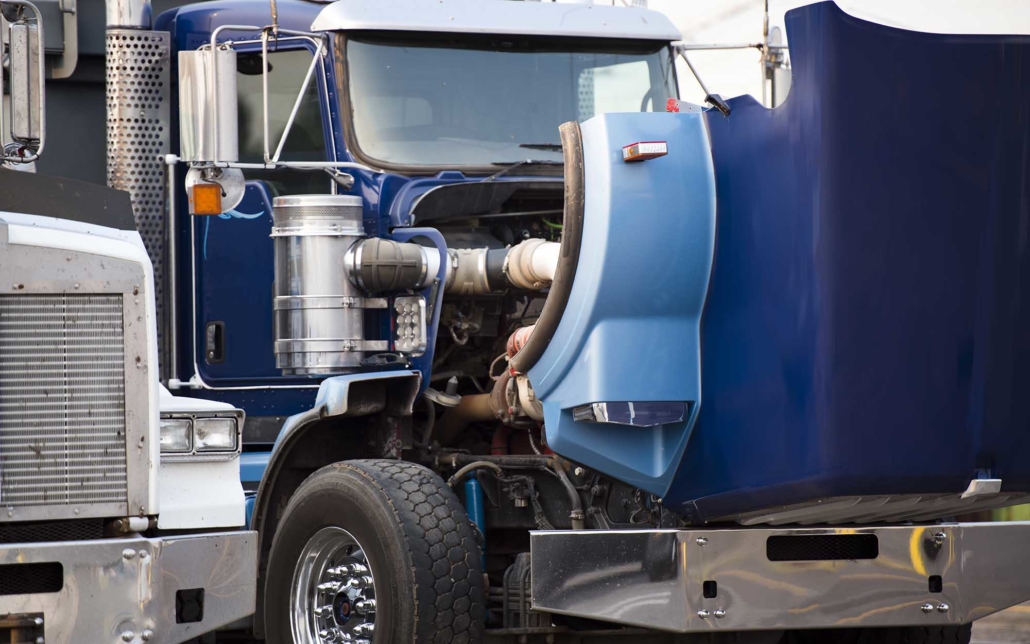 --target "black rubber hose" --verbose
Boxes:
[485,248,508,288]
[421,397,437,446]
[508,121,584,373]
[447,461,504,487]
[436,452,554,469]
[552,464,586,530]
